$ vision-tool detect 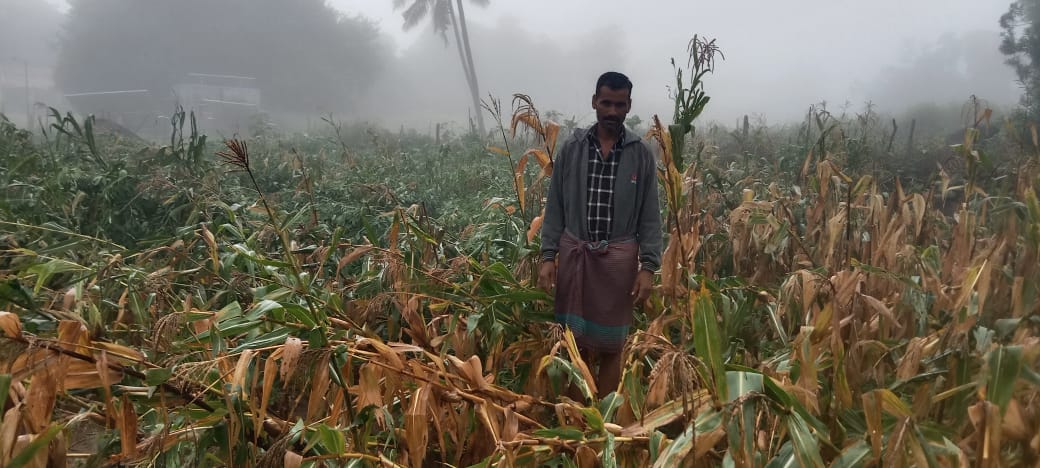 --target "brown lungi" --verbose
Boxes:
[555,231,639,352]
